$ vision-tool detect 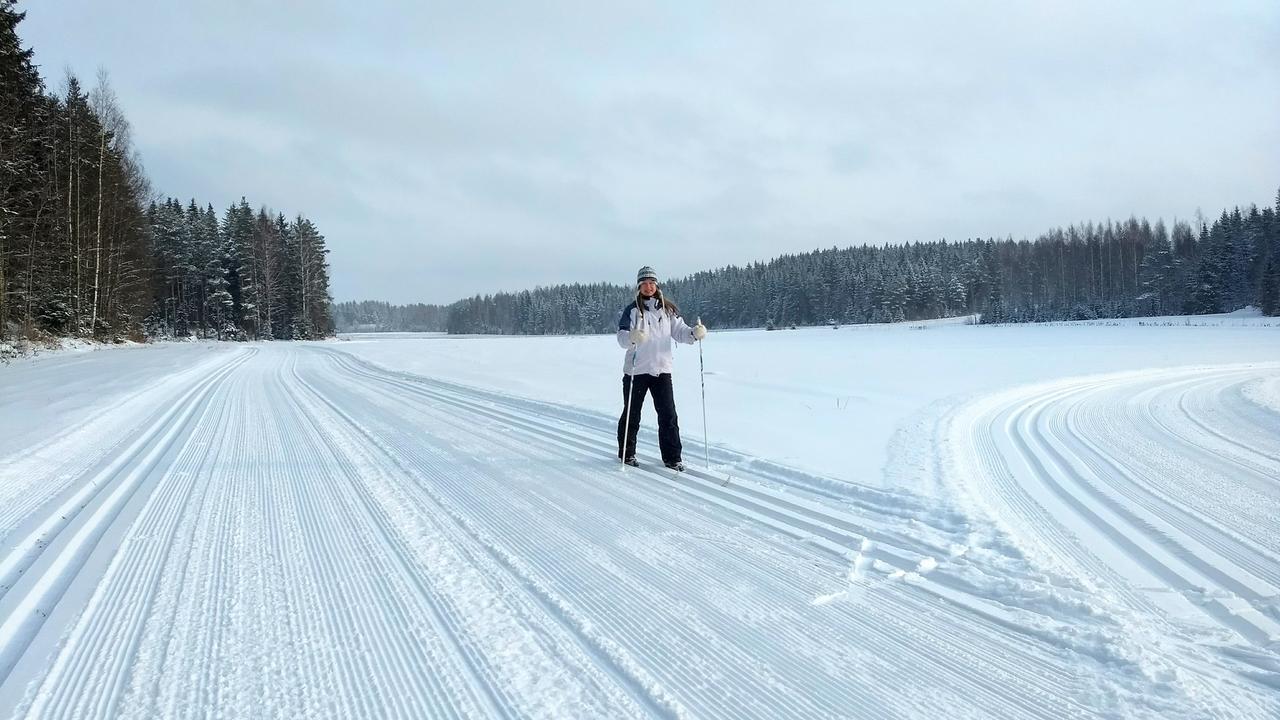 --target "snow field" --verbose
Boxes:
[298,348,1143,718]
[328,319,1280,716]
[0,318,1275,718]
[335,314,1280,489]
